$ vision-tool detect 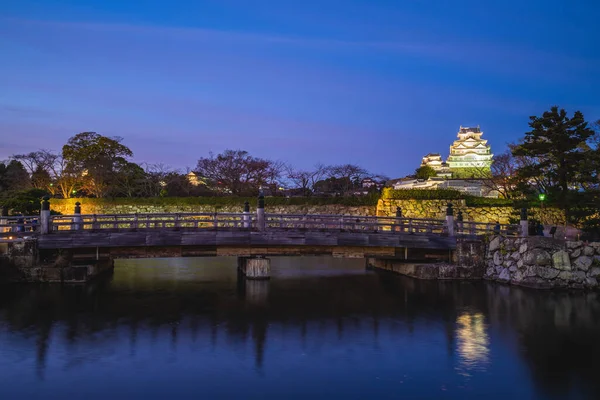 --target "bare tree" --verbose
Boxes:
[195,150,282,195]
[328,164,368,194]
[12,150,56,189]
[285,163,330,196]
